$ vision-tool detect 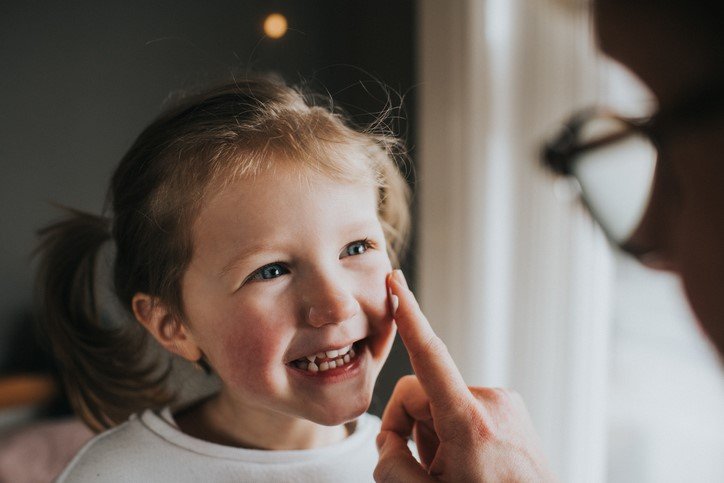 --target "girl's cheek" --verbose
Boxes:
[361,270,396,362]
[214,333,284,394]
[213,315,282,378]
[360,268,395,327]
